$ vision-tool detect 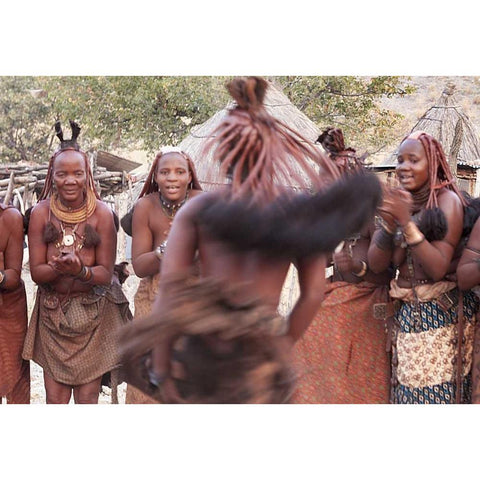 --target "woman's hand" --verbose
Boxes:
[333,249,355,274]
[378,187,413,227]
[48,251,83,277]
